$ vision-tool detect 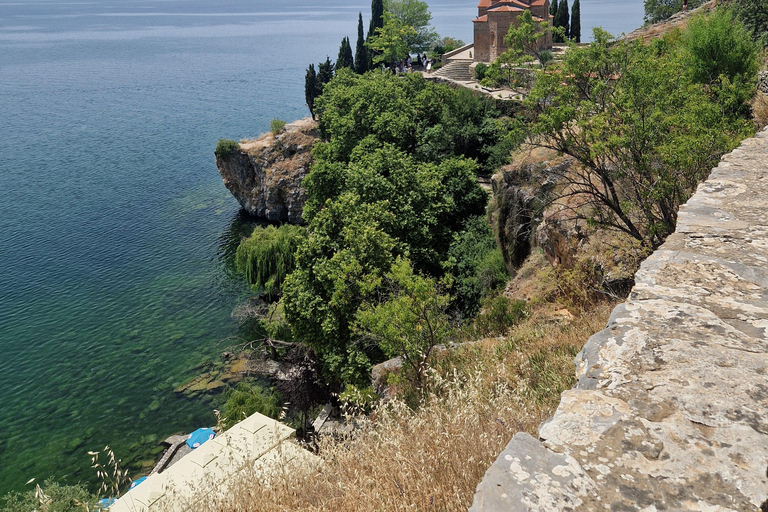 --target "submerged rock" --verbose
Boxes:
[216,118,318,224]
